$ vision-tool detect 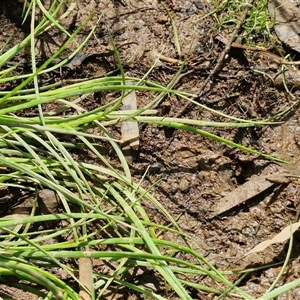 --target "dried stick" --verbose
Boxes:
[175,1,254,117]
[199,1,254,94]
